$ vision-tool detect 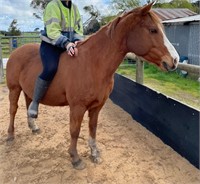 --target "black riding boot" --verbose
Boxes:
[28,77,51,118]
